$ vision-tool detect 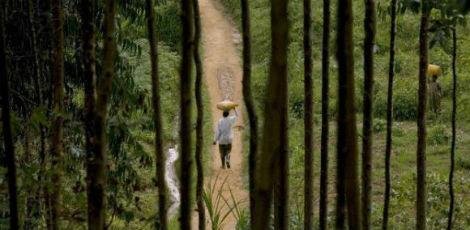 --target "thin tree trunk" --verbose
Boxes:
[446,27,457,230]
[145,0,167,228]
[336,0,362,229]
[81,0,99,228]
[0,4,19,228]
[382,0,397,229]
[50,0,65,228]
[180,0,194,228]
[319,0,330,228]
[362,0,376,228]
[145,0,168,229]
[192,0,205,229]
[253,0,289,229]
[240,0,258,225]
[416,2,429,229]
[303,0,314,228]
